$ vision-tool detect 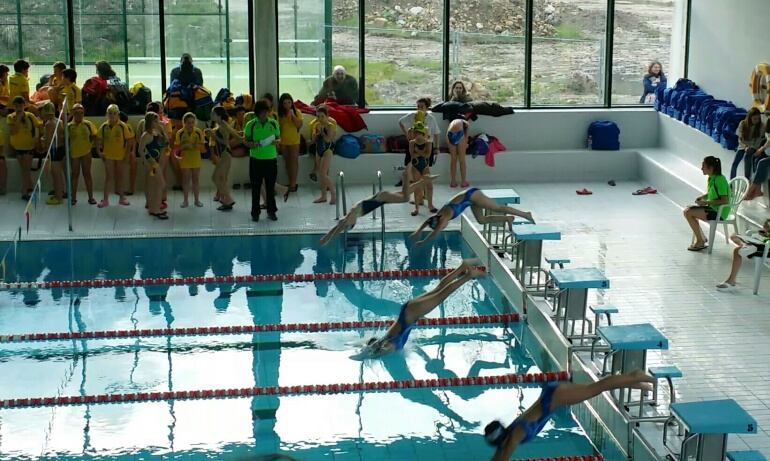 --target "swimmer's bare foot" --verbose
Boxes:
[313,197,327,204]
[522,211,534,223]
[469,267,487,279]
[427,174,440,180]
